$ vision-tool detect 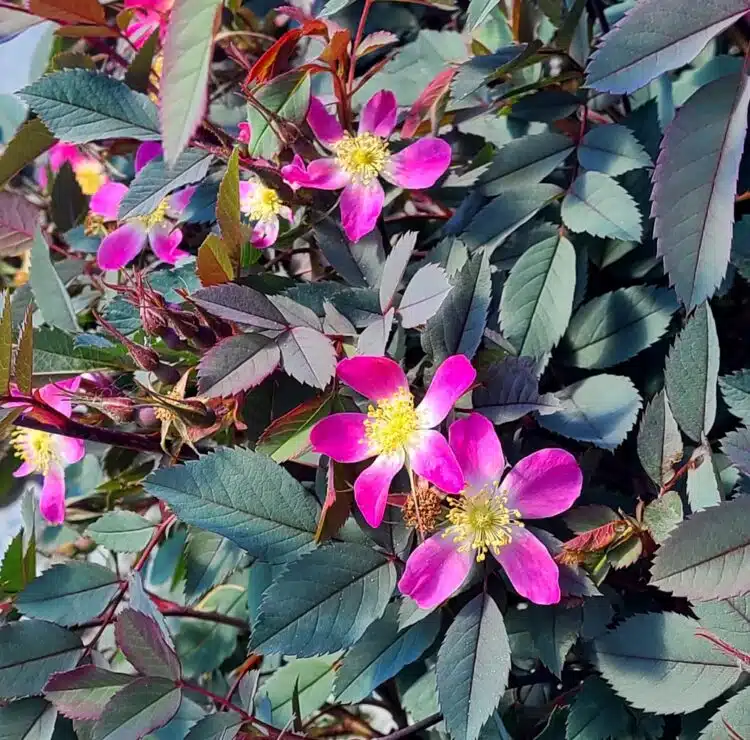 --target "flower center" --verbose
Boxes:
[12,429,58,475]
[334,133,389,184]
[74,161,106,196]
[403,479,443,536]
[364,389,419,454]
[243,184,282,222]
[136,198,169,230]
[444,485,522,562]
